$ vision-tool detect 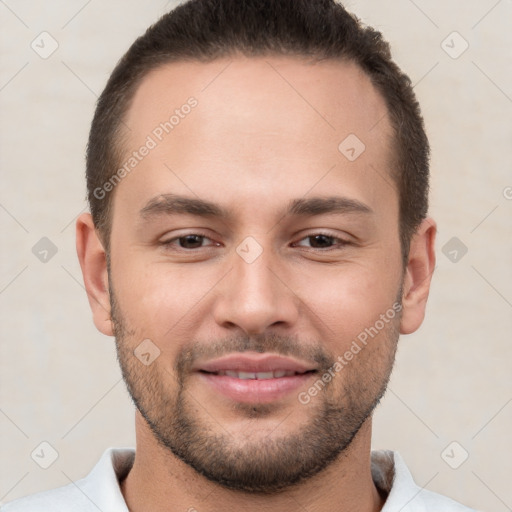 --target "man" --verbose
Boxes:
[2,0,478,510]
